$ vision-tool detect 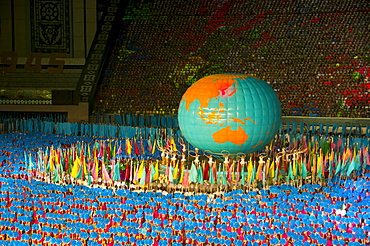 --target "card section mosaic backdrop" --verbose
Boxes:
[94,0,369,117]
